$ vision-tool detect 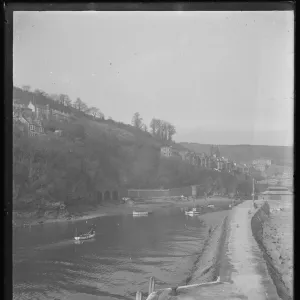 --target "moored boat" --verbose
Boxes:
[184,207,201,216]
[132,211,150,216]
